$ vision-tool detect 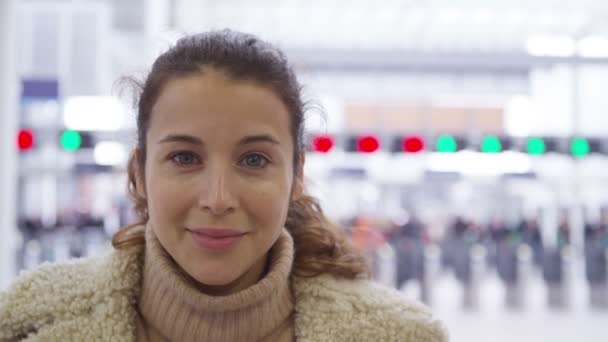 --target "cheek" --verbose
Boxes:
[146,170,195,223]
[244,177,293,226]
